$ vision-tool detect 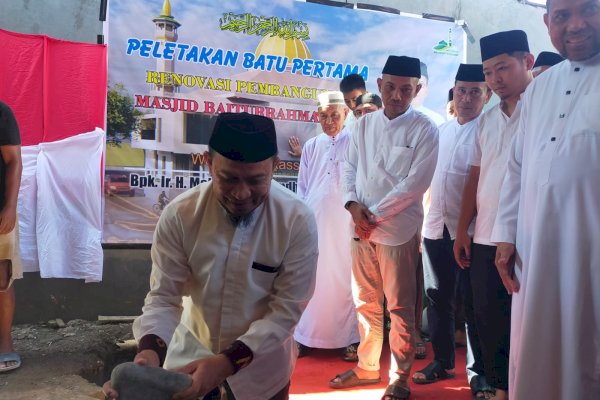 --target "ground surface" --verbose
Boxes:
[0,320,135,399]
